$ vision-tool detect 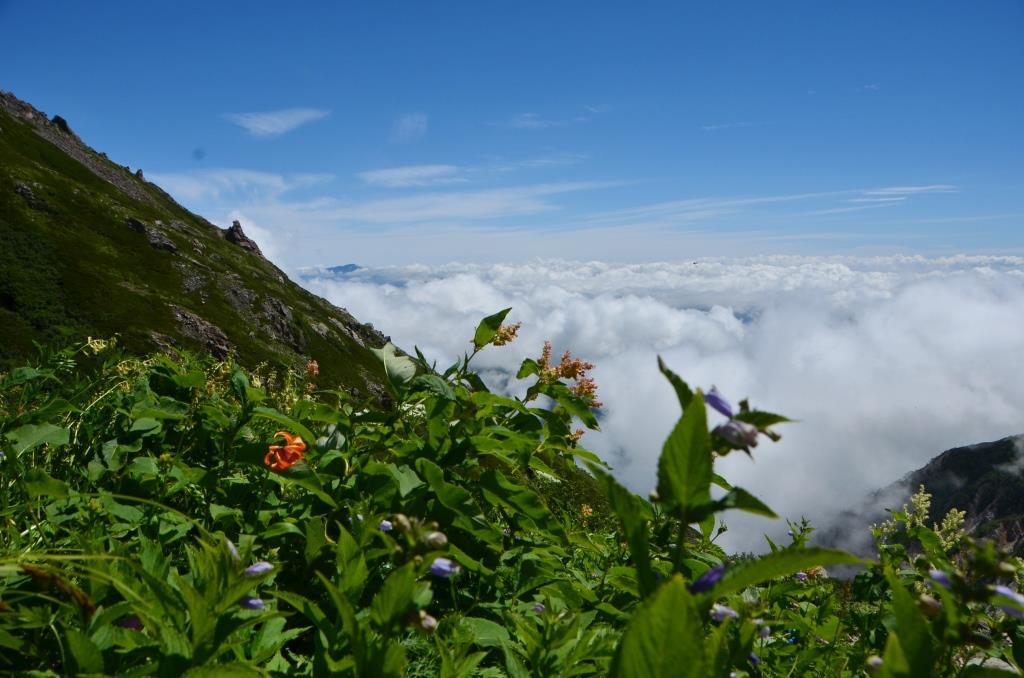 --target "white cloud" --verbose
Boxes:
[358,165,465,187]
[498,106,607,130]
[865,185,958,196]
[392,113,428,142]
[147,169,332,203]
[301,256,1024,552]
[224,108,329,137]
[700,121,766,132]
